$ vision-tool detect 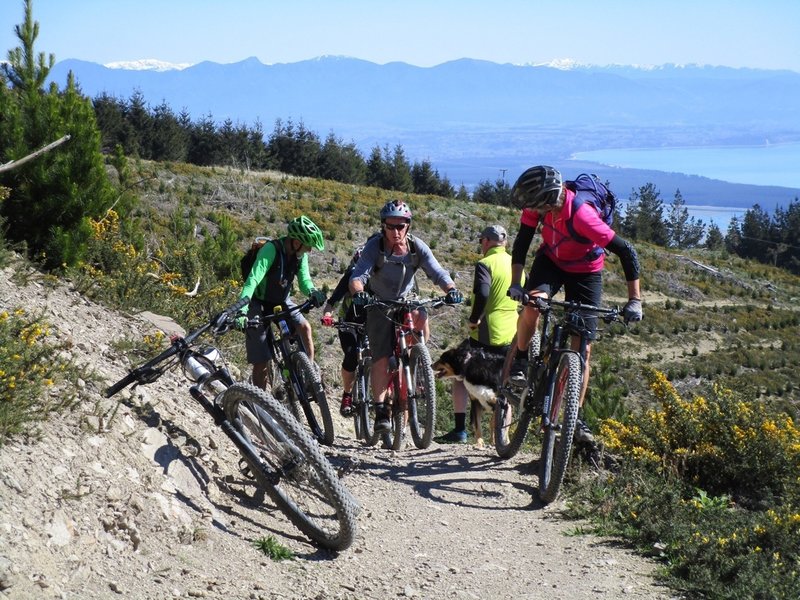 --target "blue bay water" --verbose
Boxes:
[572,142,800,230]
[572,142,800,190]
